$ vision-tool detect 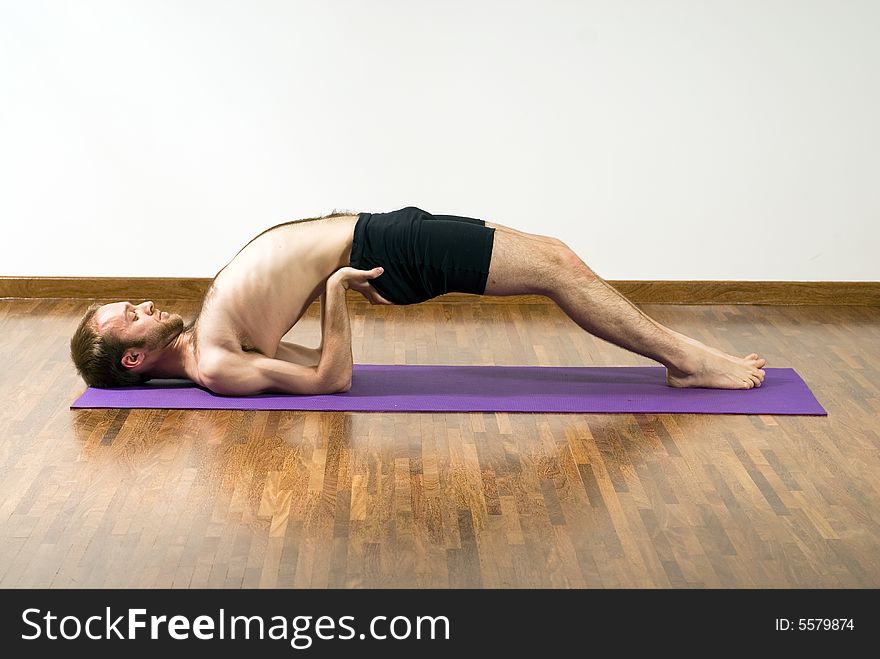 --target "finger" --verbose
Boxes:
[364,284,393,305]
[350,283,387,305]
[375,292,394,305]
[354,282,388,304]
